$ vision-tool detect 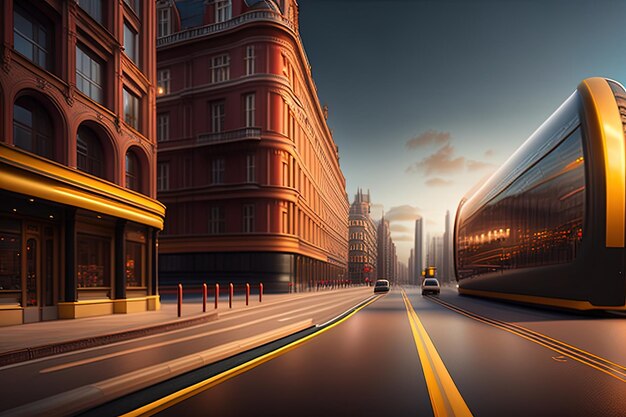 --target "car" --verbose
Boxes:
[373,279,390,293]
[421,278,440,295]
